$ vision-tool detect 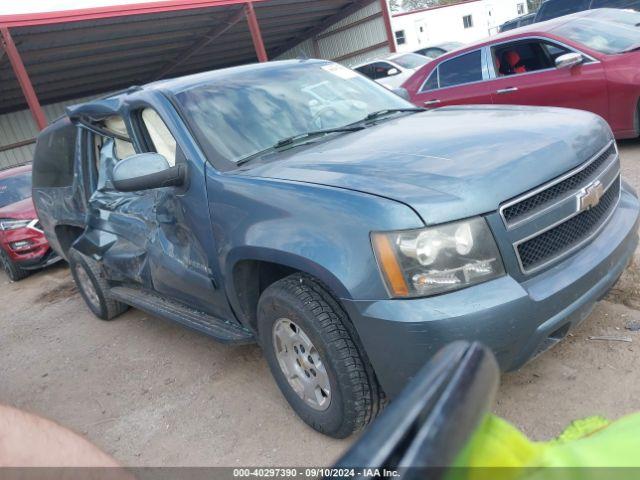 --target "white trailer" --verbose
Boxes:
[392,0,528,53]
